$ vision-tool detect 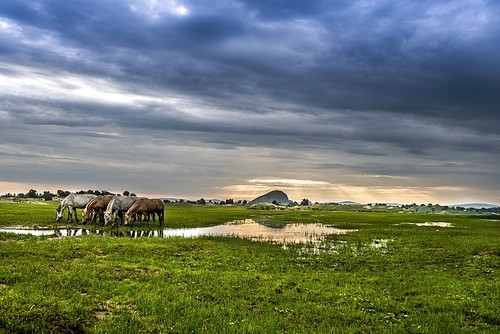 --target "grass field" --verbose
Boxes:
[0,201,498,333]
